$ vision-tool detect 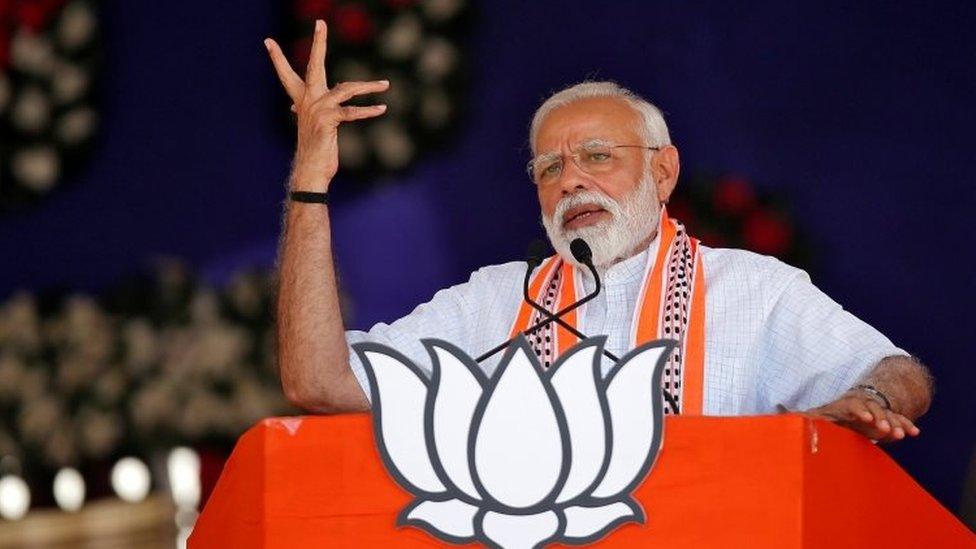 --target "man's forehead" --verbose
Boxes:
[534,97,642,153]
